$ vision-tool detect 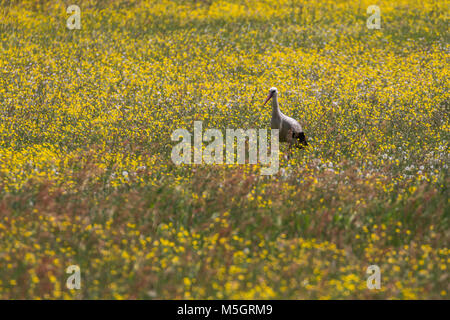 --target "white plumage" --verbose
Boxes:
[263,87,308,147]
